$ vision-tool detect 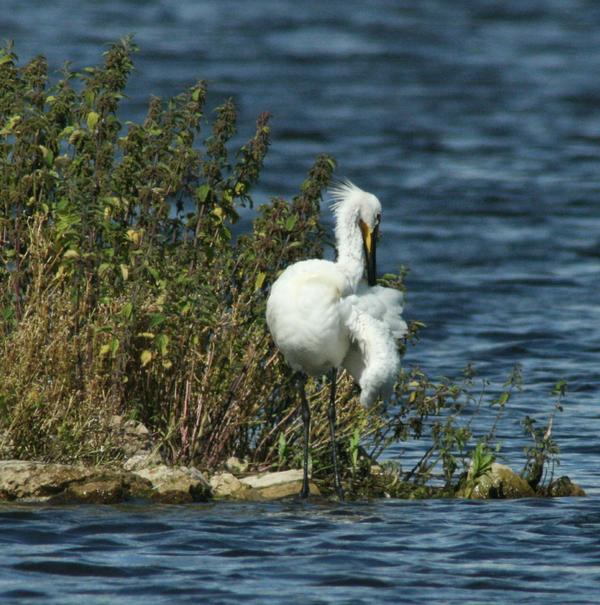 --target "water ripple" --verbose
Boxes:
[0,498,597,603]
[1,0,600,603]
